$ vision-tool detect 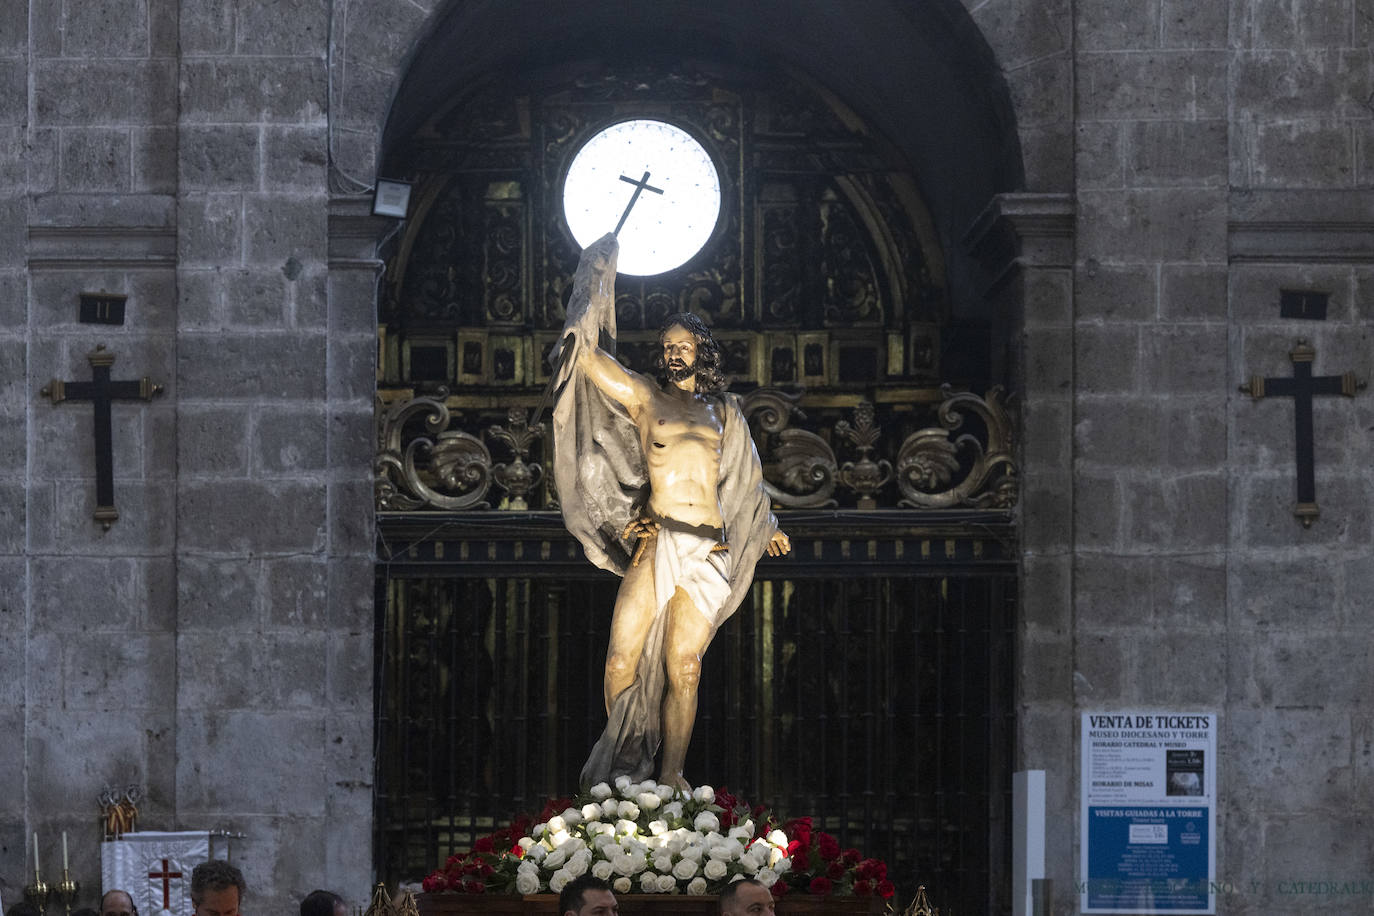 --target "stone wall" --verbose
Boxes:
[4,0,377,910]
